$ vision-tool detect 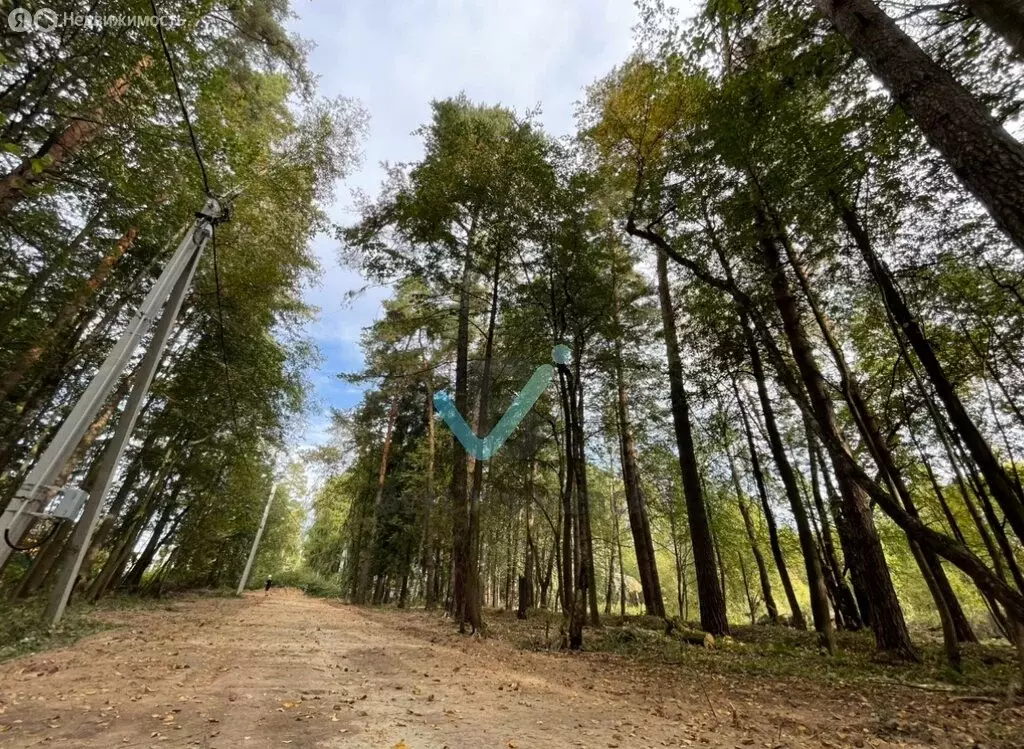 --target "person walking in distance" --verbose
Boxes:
[264,574,272,595]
